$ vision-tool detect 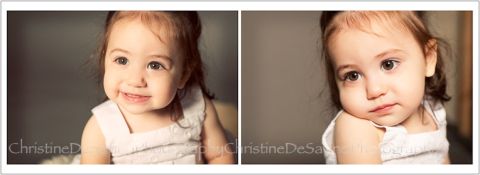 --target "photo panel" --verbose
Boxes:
[6,11,238,164]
